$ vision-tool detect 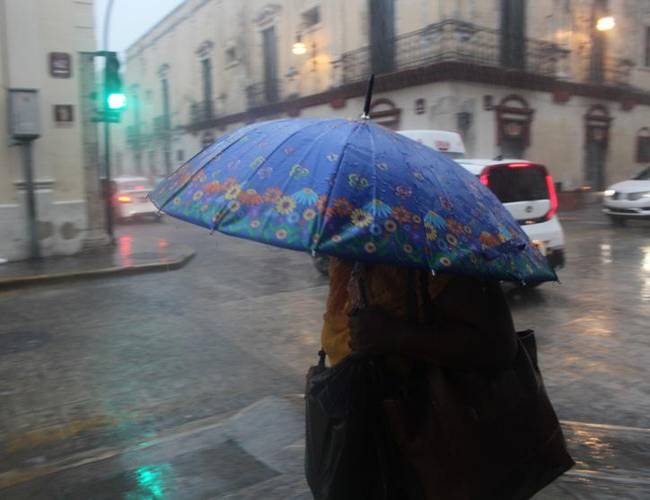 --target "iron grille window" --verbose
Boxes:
[369,0,395,75]
[302,6,320,28]
[637,132,650,163]
[500,0,526,69]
